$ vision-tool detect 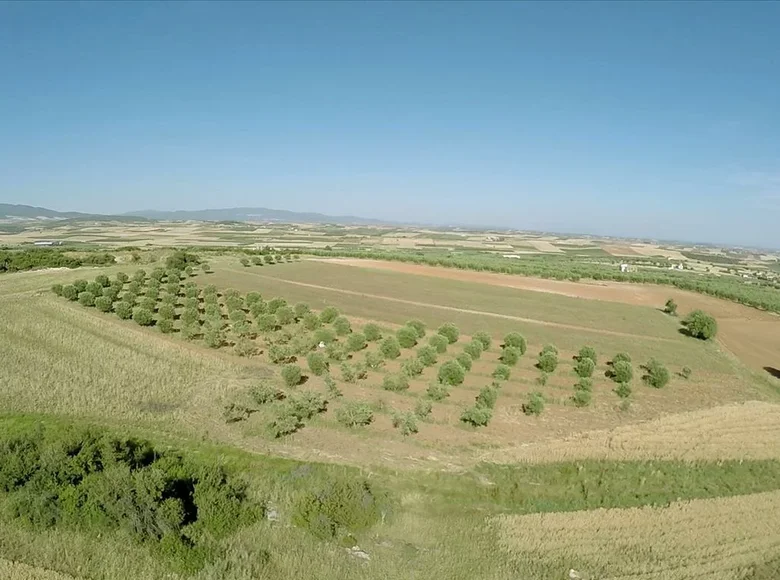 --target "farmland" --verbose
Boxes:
[0,243,779,579]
